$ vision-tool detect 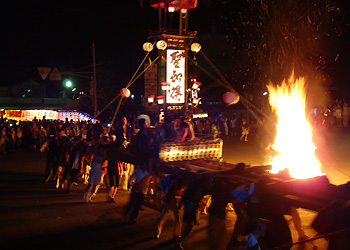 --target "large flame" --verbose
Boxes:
[266,74,323,179]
